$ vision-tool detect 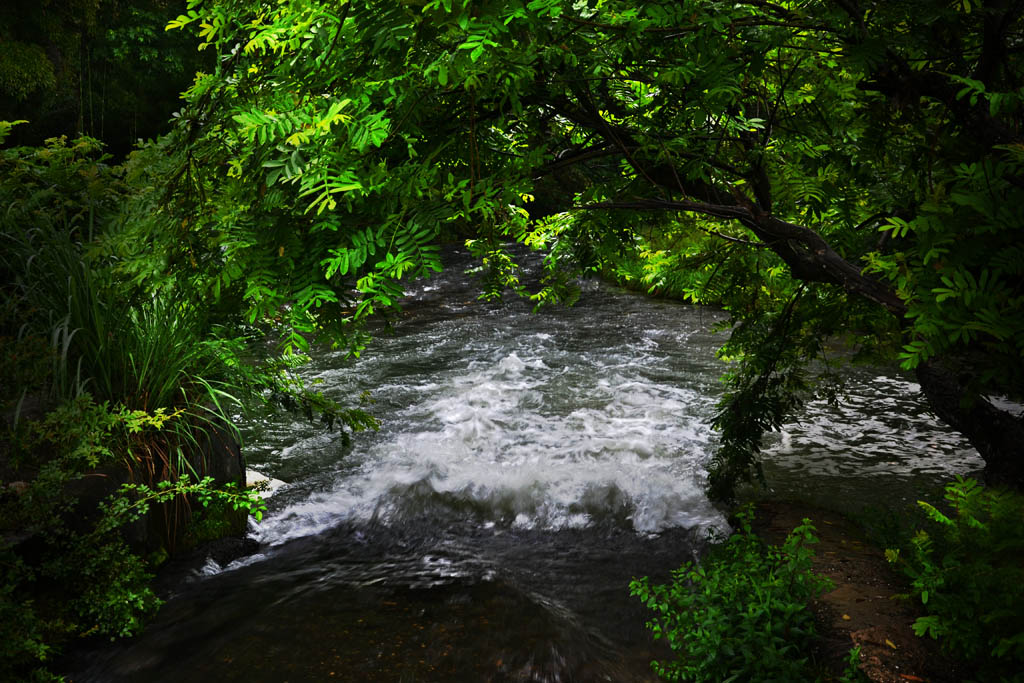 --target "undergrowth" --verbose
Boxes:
[0,396,266,680]
[887,477,1024,683]
[631,507,863,682]
[0,127,376,679]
